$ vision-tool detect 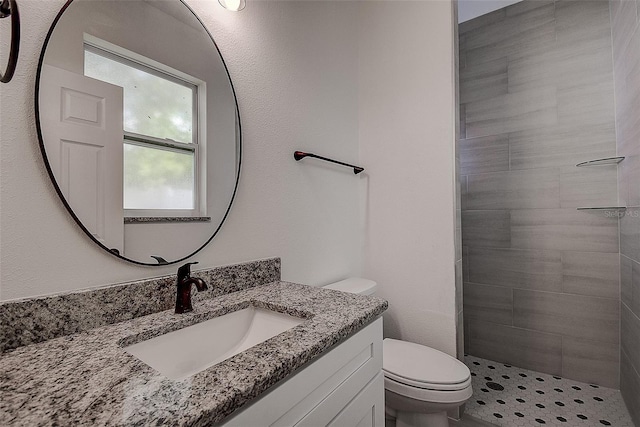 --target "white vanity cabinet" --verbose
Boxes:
[220,317,384,427]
